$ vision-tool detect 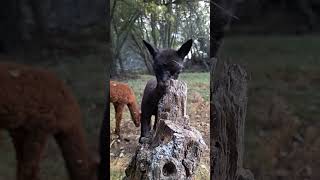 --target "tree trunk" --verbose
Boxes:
[210,0,239,79]
[124,79,207,180]
[210,63,254,180]
[210,1,254,179]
